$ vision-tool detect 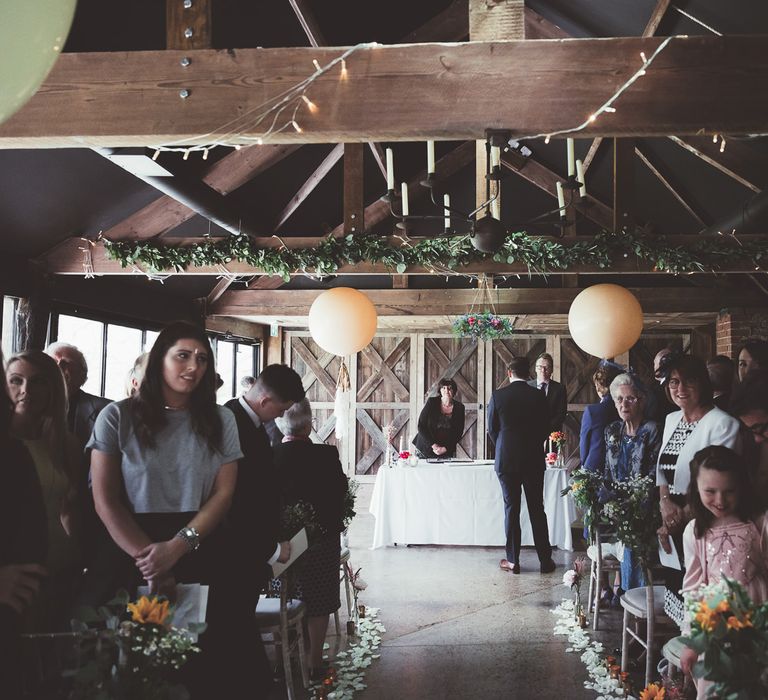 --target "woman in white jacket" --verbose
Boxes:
[656,355,741,583]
